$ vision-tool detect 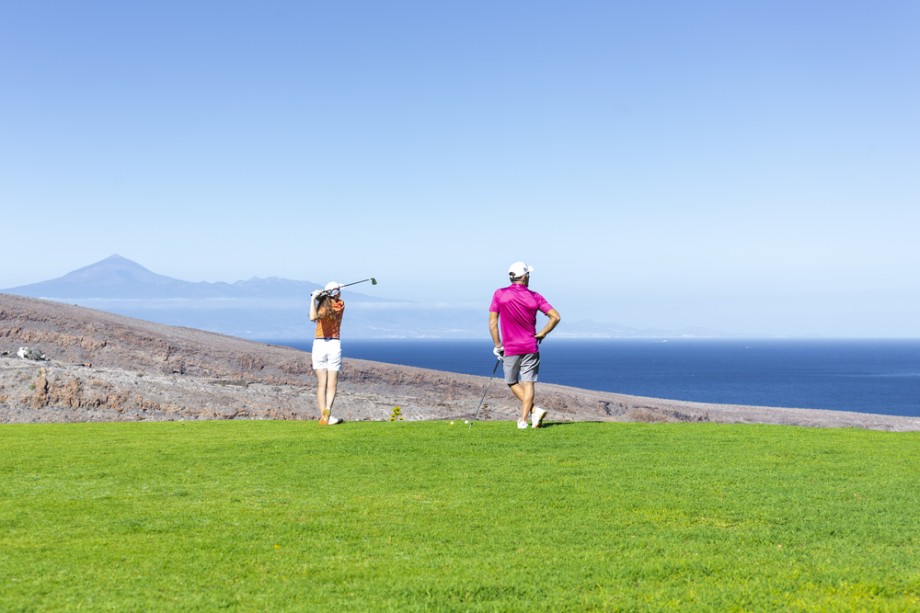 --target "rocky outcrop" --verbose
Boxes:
[2,293,919,431]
